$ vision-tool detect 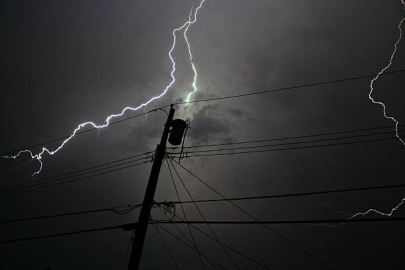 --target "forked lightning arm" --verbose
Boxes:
[2,0,206,175]
[368,17,405,146]
[329,3,405,225]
